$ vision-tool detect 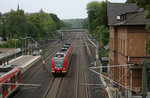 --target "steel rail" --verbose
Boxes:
[75,39,79,98]
[53,78,63,98]
[13,42,61,98]
[81,34,89,98]
[42,77,55,98]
